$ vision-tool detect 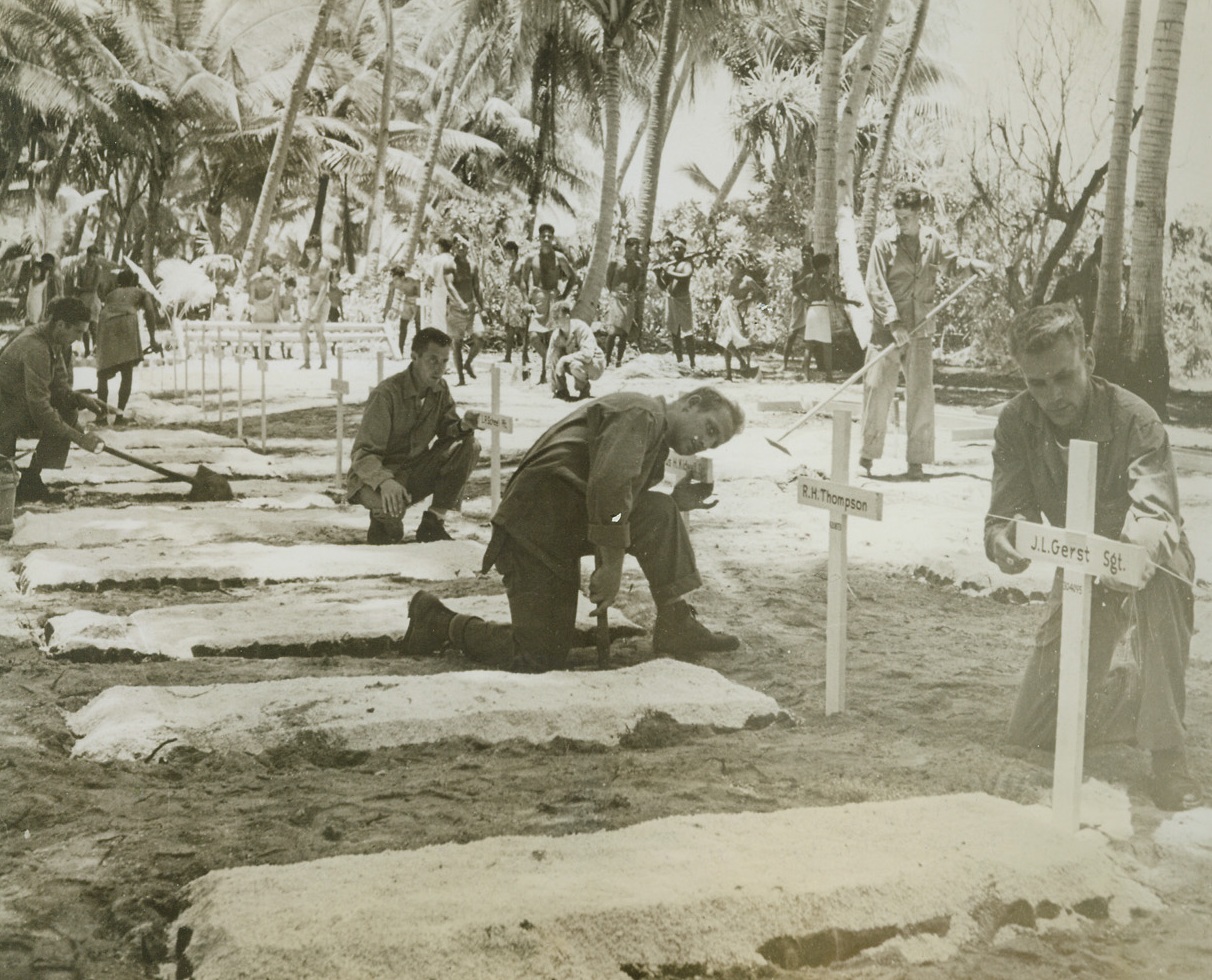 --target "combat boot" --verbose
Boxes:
[652,601,739,657]
[367,516,404,545]
[401,590,456,656]
[415,510,454,542]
